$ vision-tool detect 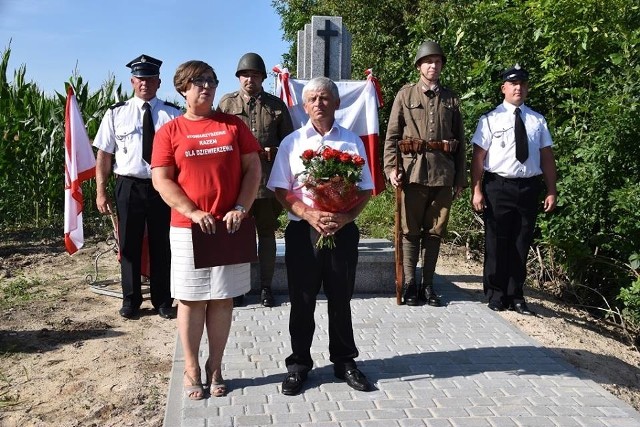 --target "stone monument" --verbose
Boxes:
[296,16,352,80]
